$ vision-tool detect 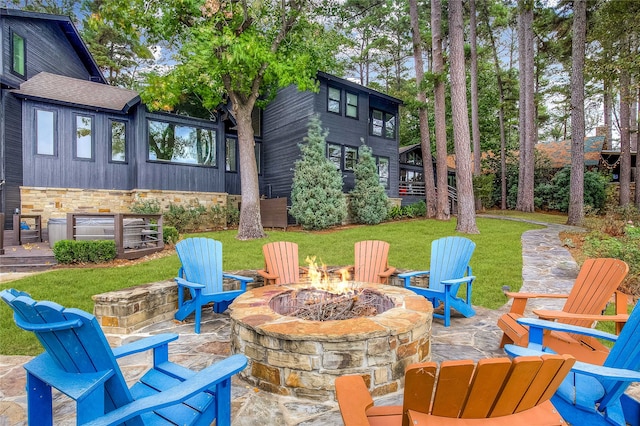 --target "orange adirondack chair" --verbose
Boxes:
[352,240,396,284]
[336,354,576,426]
[497,258,629,364]
[257,241,306,285]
